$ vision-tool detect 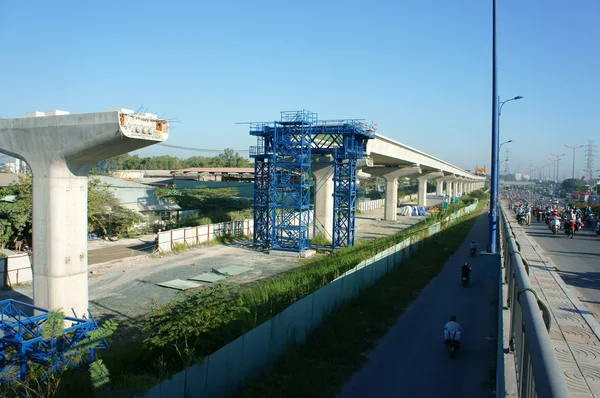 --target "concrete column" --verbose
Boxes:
[312,163,334,241]
[33,162,90,315]
[0,110,168,315]
[448,181,454,199]
[363,165,421,221]
[435,178,444,195]
[417,172,443,207]
[417,177,428,207]
[384,175,400,220]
